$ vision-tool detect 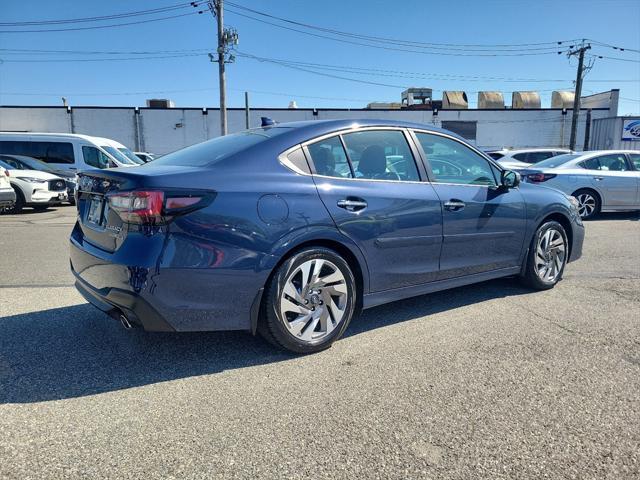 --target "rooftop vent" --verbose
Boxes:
[442,91,468,109]
[551,91,575,109]
[146,99,175,109]
[511,91,541,109]
[478,91,505,109]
